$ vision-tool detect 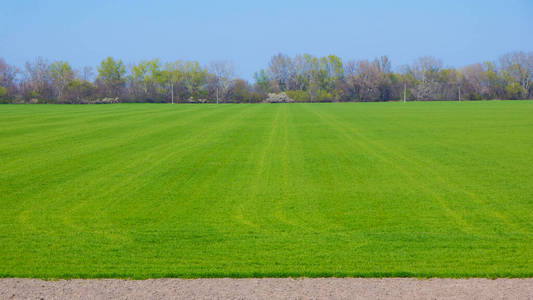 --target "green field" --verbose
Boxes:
[1,102,532,278]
